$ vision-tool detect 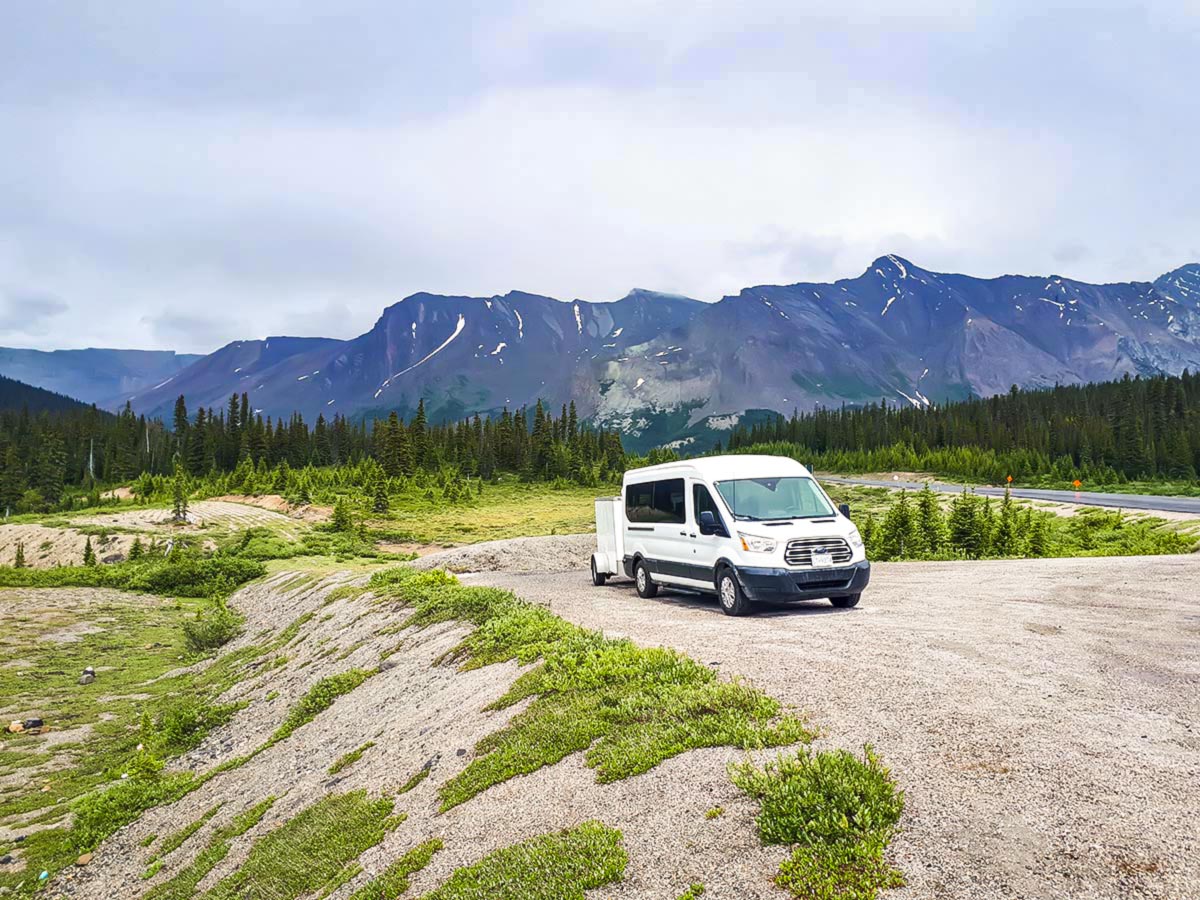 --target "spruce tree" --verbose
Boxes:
[992,488,1021,556]
[877,490,920,560]
[171,459,189,523]
[82,536,96,567]
[13,541,25,568]
[129,537,144,561]
[331,497,355,533]
[1027,512,1050,557]
[372,477,390,514]
[914,485,945,556]
[947,489,981,558]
